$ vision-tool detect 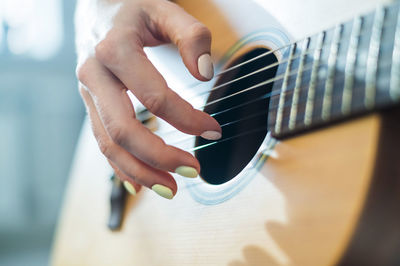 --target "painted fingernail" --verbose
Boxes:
[201,130,222,140]
[175,166,198,178]
[152,184,174,200]
[123,181,136,196]
[198,53,214,80]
